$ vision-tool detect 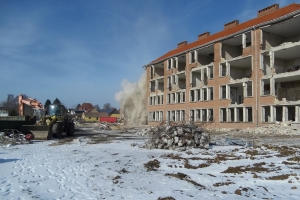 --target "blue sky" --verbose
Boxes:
[0,0,298,109]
